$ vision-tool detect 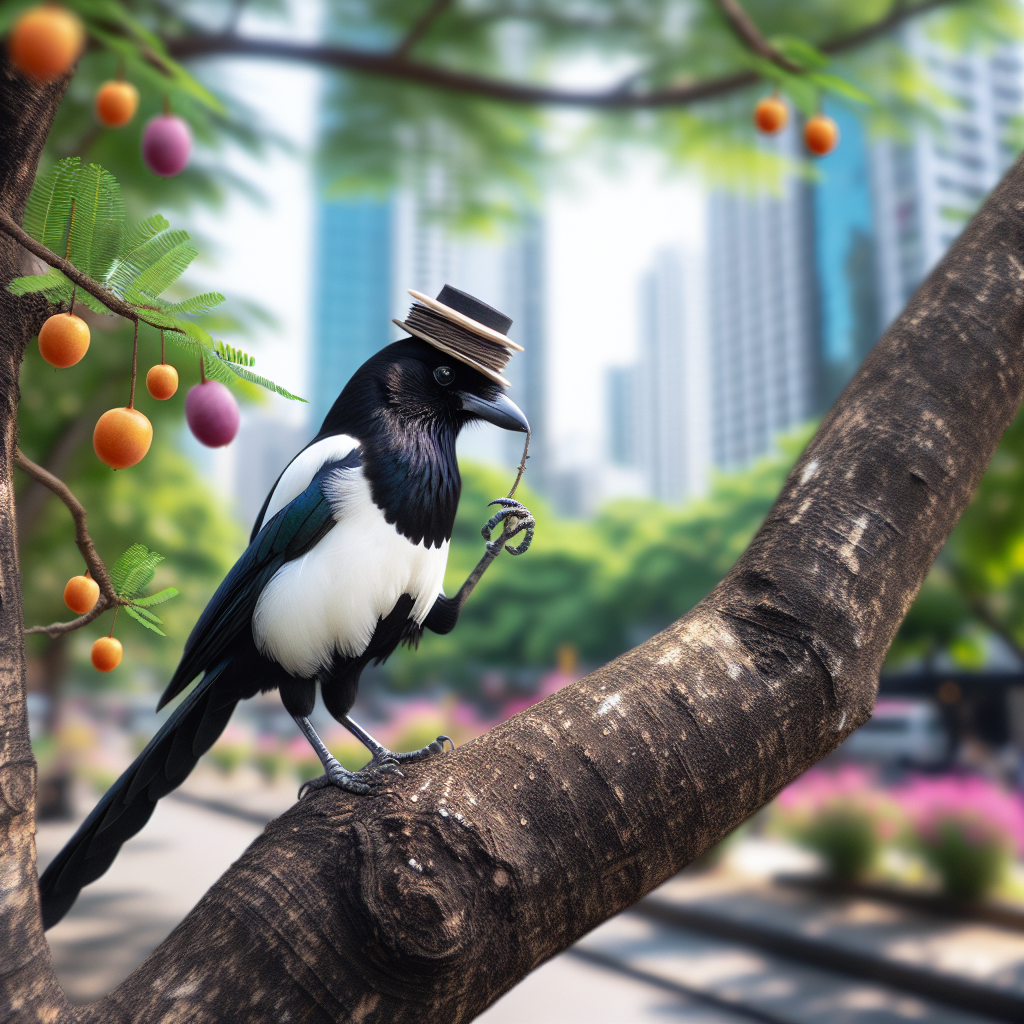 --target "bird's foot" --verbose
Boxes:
[298,756,382,799]
[367,735,455,766]
[482,498,535,555]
